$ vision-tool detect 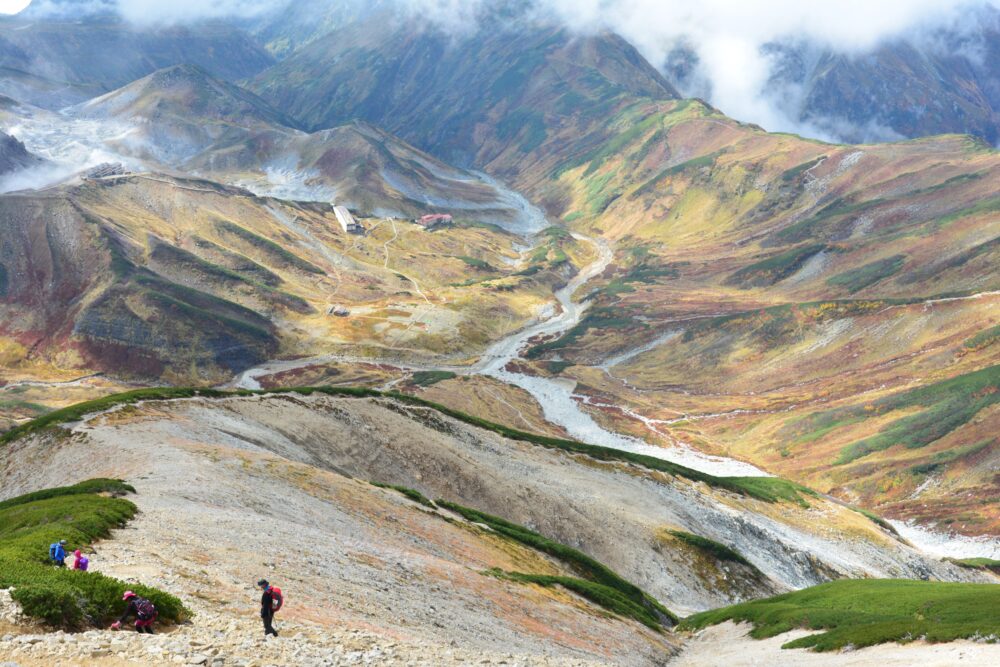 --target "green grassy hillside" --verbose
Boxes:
[681,580,1000,651]
[0,480,186,628]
